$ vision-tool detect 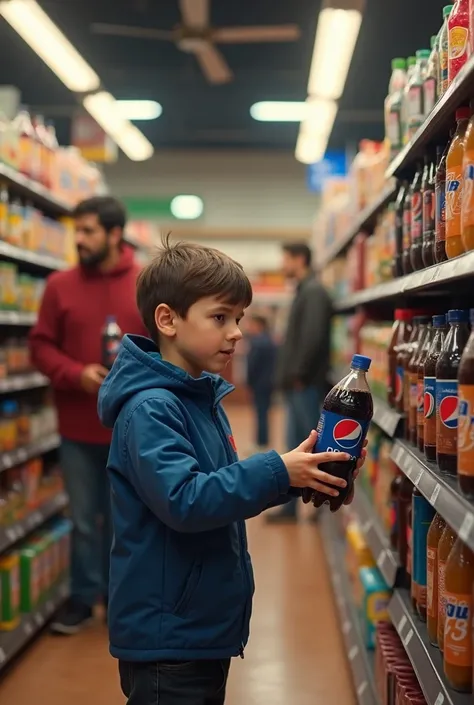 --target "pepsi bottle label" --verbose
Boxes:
[436,379,458,456]
[315,410,369,459]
